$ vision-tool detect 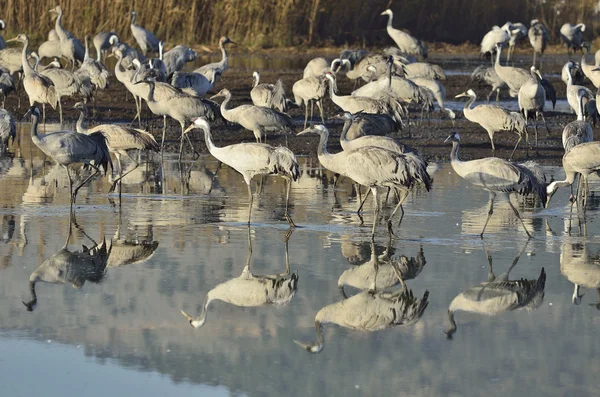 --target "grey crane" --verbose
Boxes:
[506,22,528,63]
[194,36,234,79]
[561,241,600,307]
[29,53,61,72]
[380,9,427,58]
[0,107,15,153]
[49,6,85,69]
[494,44,530,97]
[93,32,119,62]
[561,60,584,85]
[211,88,294,143]
[38,29,62,61]
[518,66,548,144]
[74,102,159,192]
[468,65,507,102]
[345,53,393,83]
[456,89,527,159]
[138,79,219,158]
[250,71,288,112]
[0,65,14,107]
[0,46,23,75]
[130,11,160,56]
[292,74,328,128]
[546,141,600,208]
[445,132,547,238]
[480,23,512,61]
[295,285,429,353]
[107,212,159,268]
[24,106,111,204]
[298,124,431,237]
[336,111,400,140]
[78,35,110,105]
[563,89,593,153]
[302,57,343,79]
[338,239,425,298]
[326,72,405,122]
[163,44,197,78]
[22,216,110,312]
[443,244,546,338]
[171,69,220,98]
[529,19,549,68]
[113,42,145,70]
[409,76,455,121]
[7,35,58,125]
[181,227,298,328]
[338,112,414,154]
[111,48,147,126]
[560,23,586,55]
[133,55,167,83]
[579,47,600,88]
[0,19,5,50]
[565,61,594,114]
[183,117,300,226]
[339,48,369,69]
[401,61,446,80]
